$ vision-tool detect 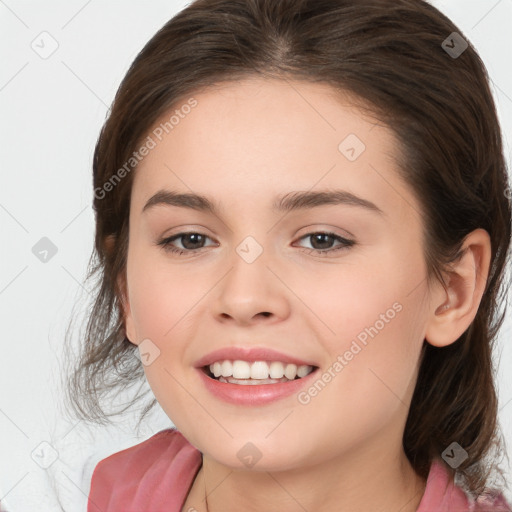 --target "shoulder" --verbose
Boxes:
[417,458,511,512]
[87,428,202,512]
